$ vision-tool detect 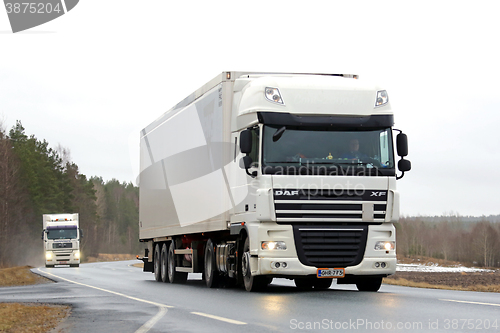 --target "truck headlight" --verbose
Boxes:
[374,241,395,251]
[265,87,284,105]
[74,251,80,259]
[261,241,286,250]
[375,90,389,106]
[45,252,52,260]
